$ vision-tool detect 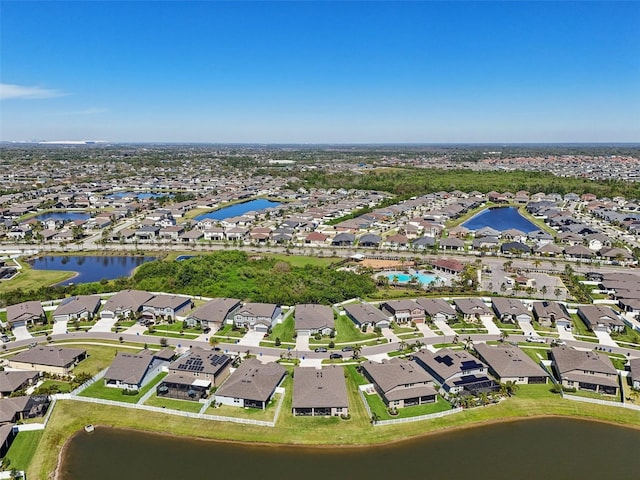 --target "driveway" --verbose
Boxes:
[416,323,439,338]
[480,317,501,335]
[557,325,576,341]
[299,358,323,368]
[89,317,118,333]
[12,326,32,341]
[122,323,147,335]
[594,330,618,348]
[433,320,456,336]
[237,329,265,347]
[381,328,401,343]
[295,333,310,352]
[52,320,68,335]
[518,320,538,337]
